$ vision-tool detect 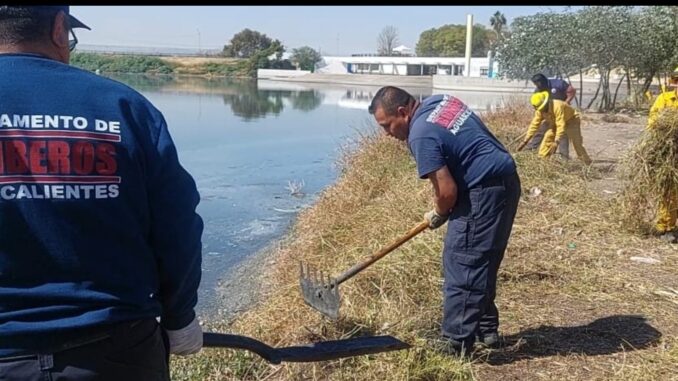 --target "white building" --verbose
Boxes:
[315,55,498,78]
[392,45,414,56]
